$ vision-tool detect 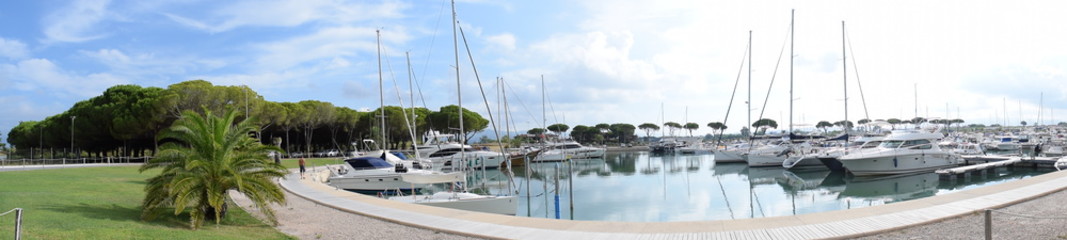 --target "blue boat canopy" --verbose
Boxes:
[344,157,393,170]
